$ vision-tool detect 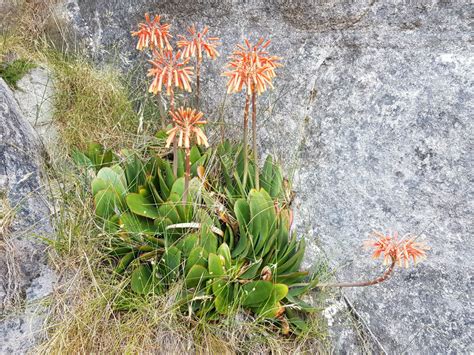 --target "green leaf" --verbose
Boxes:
[232,199,251,258]
[157,169,170,200]
[131,264,153,294]
[161,246,181,281]
[275,271,309,285]
[94,189,121,218]
[261,155,274,188]
[217,243,232,270]
[123,155,145,193]
[170,177,185,199]
[270,165,283,198]
[272,283,288,302]
[126,193,160,219]
[71,149,93,168]
[248,189,276,242]
[119,212,157,235]
[190,145,201,164]
[214,284,233,315]
[177,233,199,256]
[186,246,208,274]
[95,166,127,196]
[115,251,135,274]
[256,302,282,319]
[185,264,210,289]
[277,239,306,274]
[286,308,309,334]
[158,202,180,224]
[238,259,262,279]
[286,295,318,313]
[208,253,225,278]
[242,281,273,306]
